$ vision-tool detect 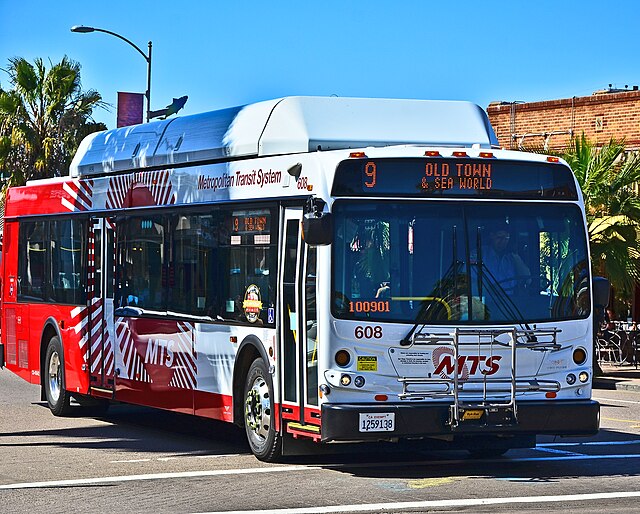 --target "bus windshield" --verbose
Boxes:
[332,200,590,324]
